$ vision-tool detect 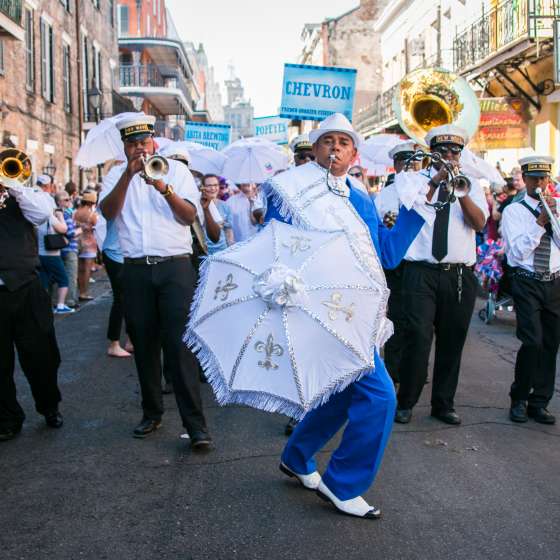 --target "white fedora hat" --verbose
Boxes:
[309,113,362,147]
